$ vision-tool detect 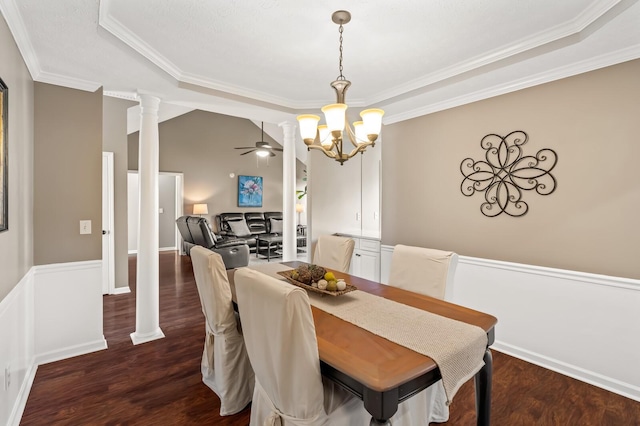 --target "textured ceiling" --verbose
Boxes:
[2,0,639,129]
